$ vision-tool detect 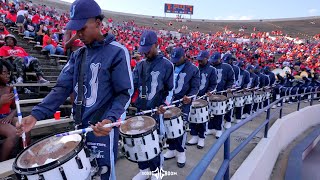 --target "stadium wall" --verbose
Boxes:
[231,104,320,180]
